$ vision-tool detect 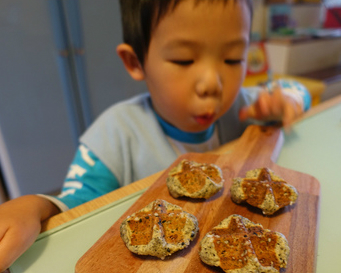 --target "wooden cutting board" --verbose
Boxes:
[75,125,320,273]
